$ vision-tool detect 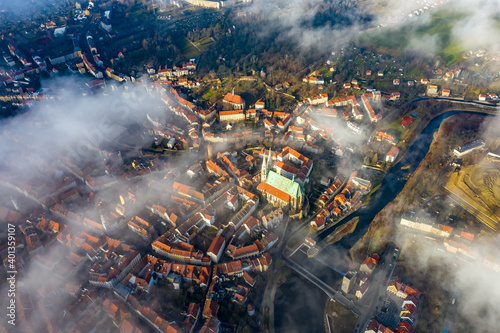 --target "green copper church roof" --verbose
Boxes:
[265,171,304,198]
